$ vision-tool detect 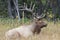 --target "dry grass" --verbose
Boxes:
[0,18,60,40]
